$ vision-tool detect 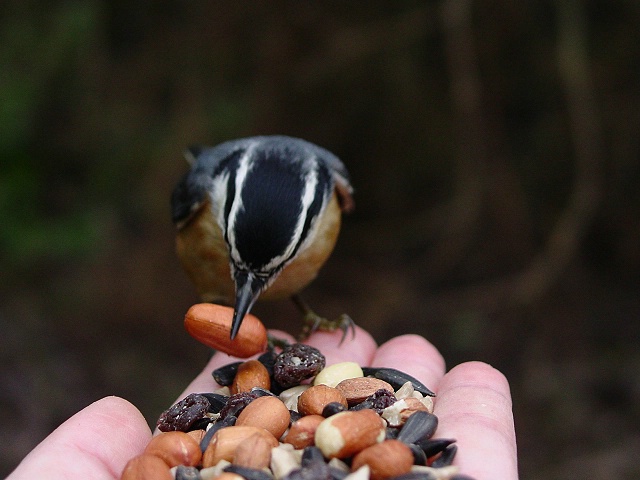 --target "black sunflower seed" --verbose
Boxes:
[283,463,332,480]
[199,415,236,452]
[175,465,202,480]
[212,361,242,386]
[186,417,213,432]
[290,409,302,423]
[301,446,325,467]
[200,392,229,413]
[328,466,349,480]
[258,350,277,376]
[430,444,458,468]
[396,411,438,444]
[416,437,457,457]
[322,401,347,417]
[361,367,436,397]
[385,425,401,440]
[250,386,275,397]
[224,464,273,480]
[407,442,427,465]
[384,472,437,480]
